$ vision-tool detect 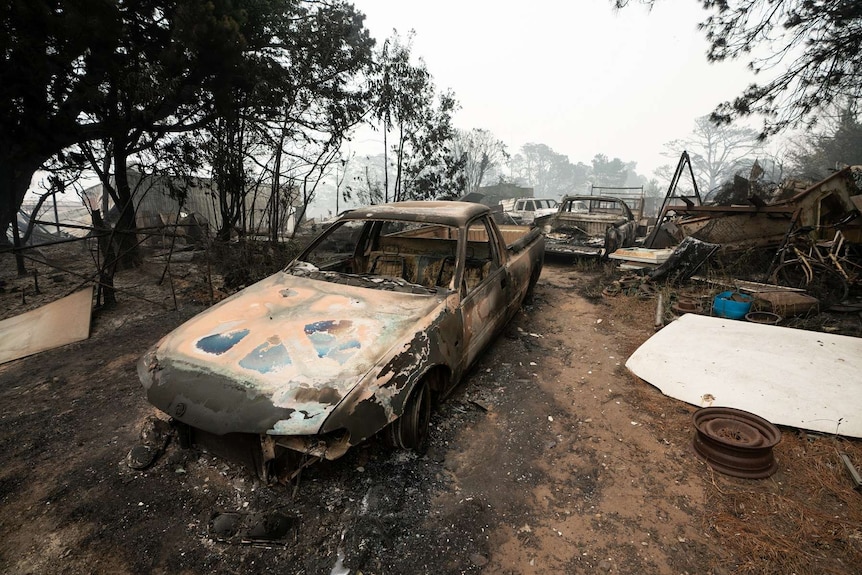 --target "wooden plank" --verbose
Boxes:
[625,313,862,438]
[619,262,657,271]
[690,276,805,293]
[608,248,673,264]
[0,288,93,364]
